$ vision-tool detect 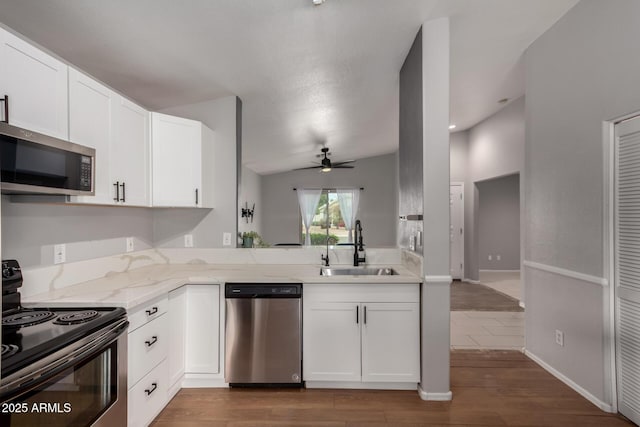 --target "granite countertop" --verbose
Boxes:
[22,263,421,311]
